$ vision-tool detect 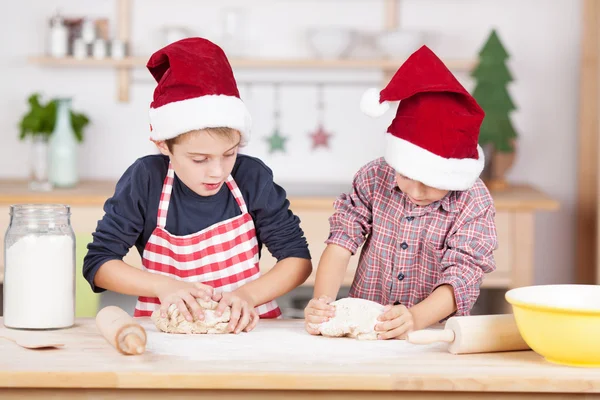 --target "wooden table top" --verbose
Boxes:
[0,318,597,393]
